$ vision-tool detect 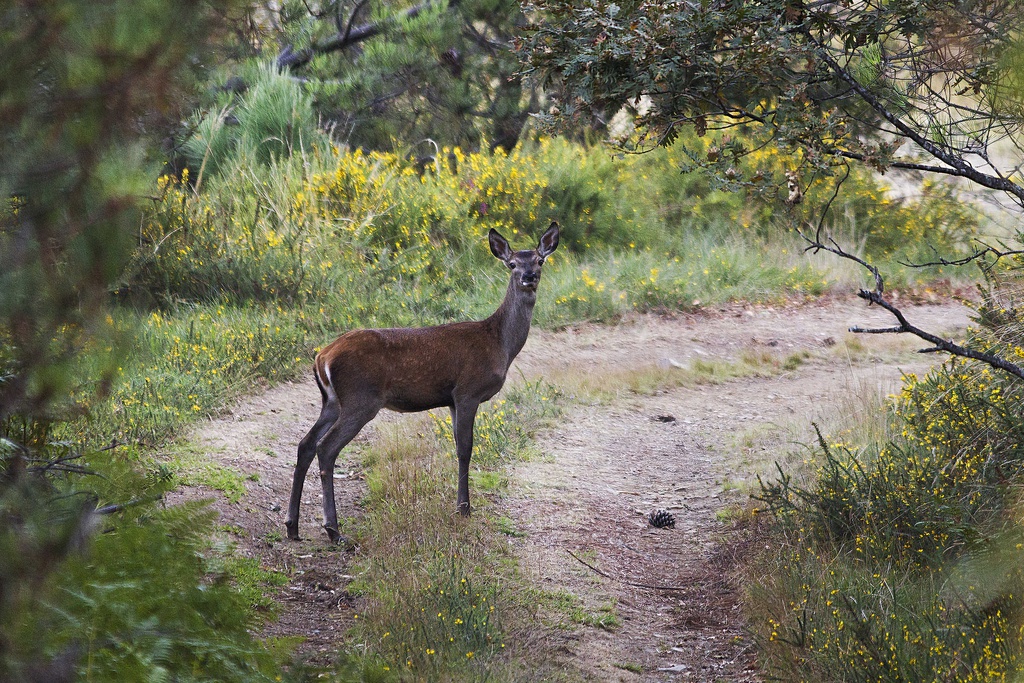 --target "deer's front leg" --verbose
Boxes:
[451,401,479,516]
